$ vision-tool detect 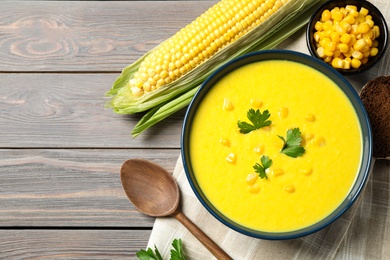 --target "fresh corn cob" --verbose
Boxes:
[129,0,287,97]
[106,0,326,136]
